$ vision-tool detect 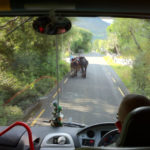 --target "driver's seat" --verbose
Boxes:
[117,106,150,147]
